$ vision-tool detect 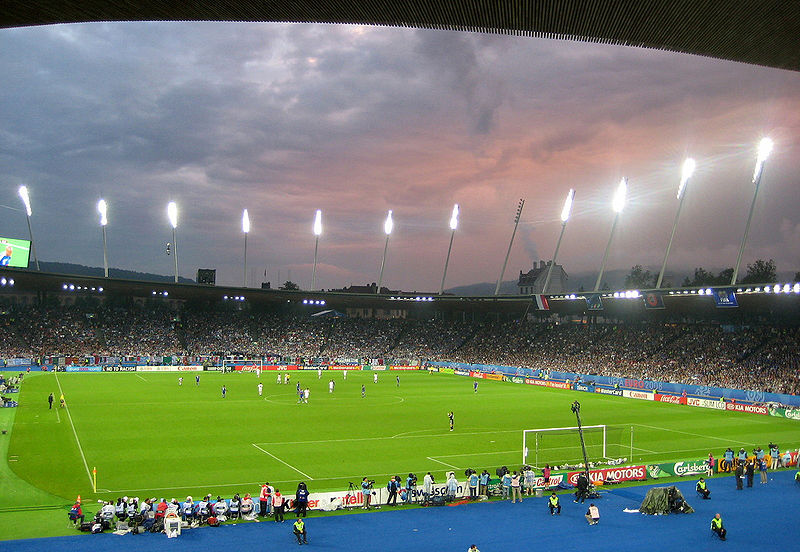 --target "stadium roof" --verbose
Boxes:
[2,1,799,72]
